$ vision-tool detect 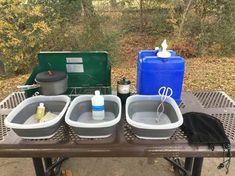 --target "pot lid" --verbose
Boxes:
[36,71,66,82]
